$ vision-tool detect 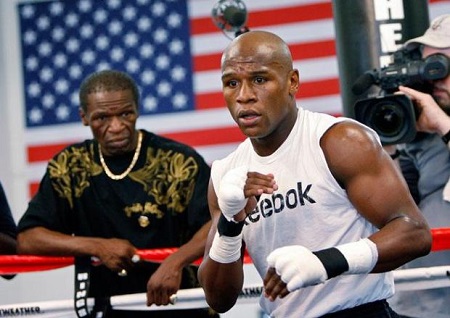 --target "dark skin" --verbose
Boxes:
[0,233,16,255]
[17,89,212,306]
[80,89,140,156]
[1,233,17,280]
[197,31,432,313]
[0,185,17,257]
